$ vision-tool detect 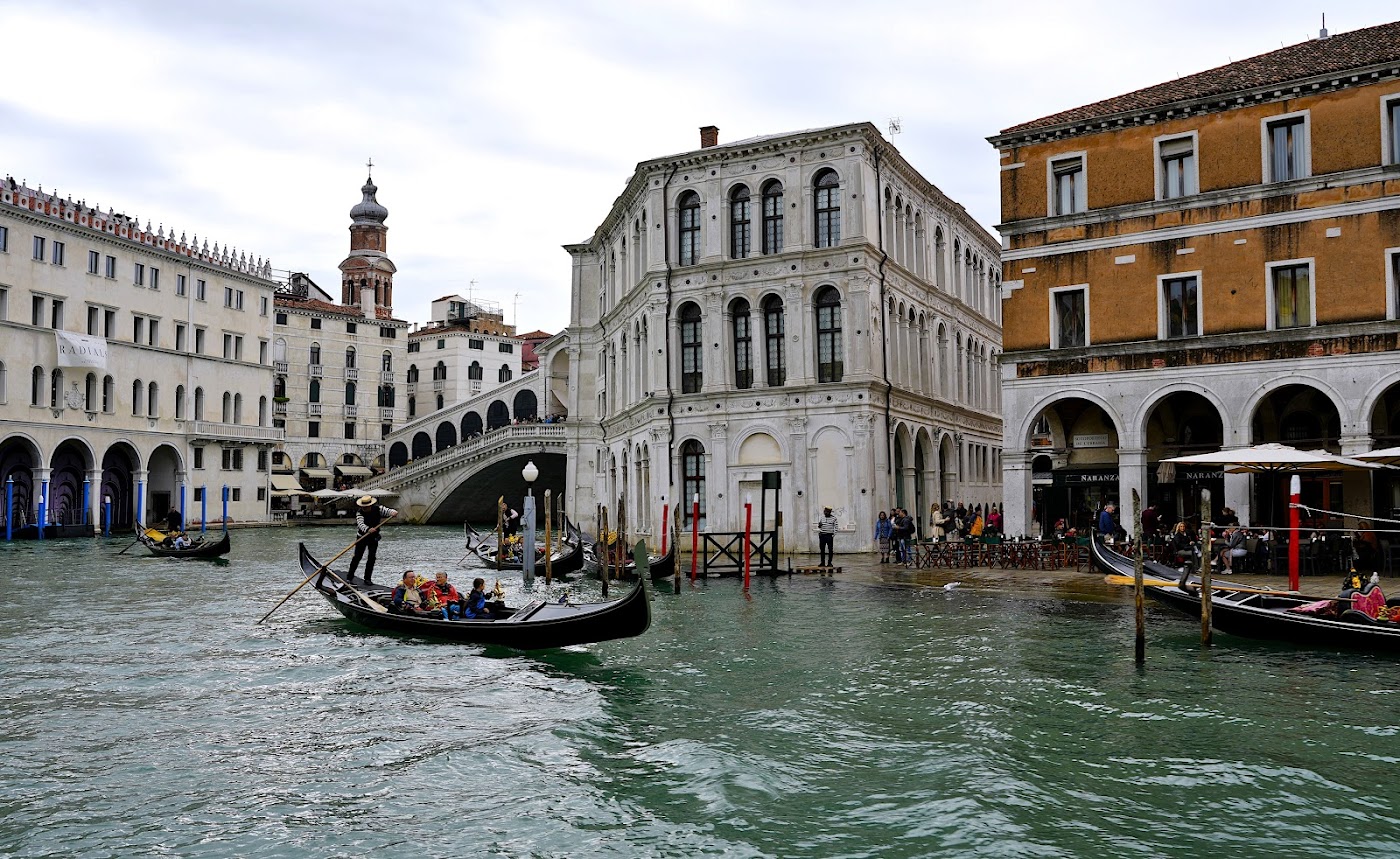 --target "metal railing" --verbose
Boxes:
[701,530,779,573]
